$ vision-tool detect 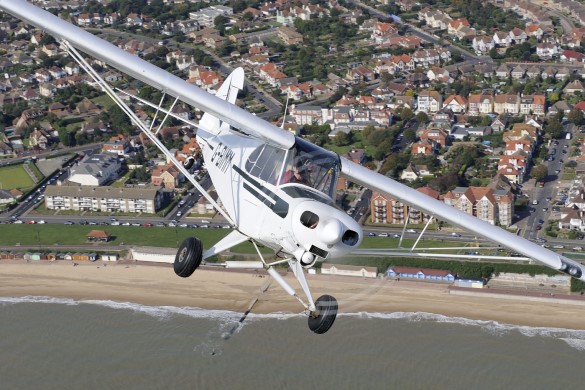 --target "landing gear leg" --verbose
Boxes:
[174,237,203,278]
[308,295,338,334]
